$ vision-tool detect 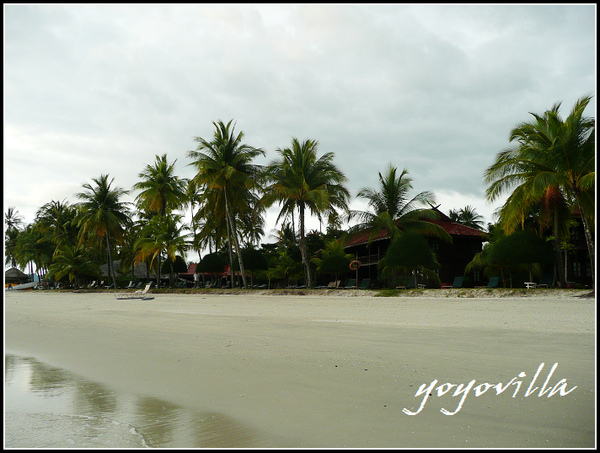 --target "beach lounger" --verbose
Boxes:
[114,283,154,300]
[441,276,464,289]
[315,281,336,289]
[344,278,357,289]
[397,276,416,289]
[476,276,500,288]
[358,278,371,289]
